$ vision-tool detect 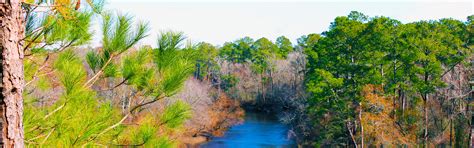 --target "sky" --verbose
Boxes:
[93,0,473,46]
